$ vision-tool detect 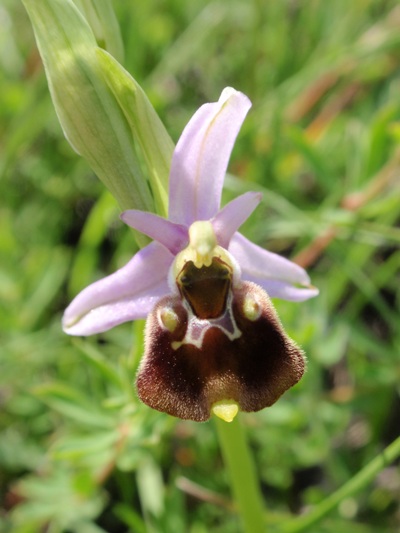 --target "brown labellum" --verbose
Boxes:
[136,275,305,422]
[177,258,232,319]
